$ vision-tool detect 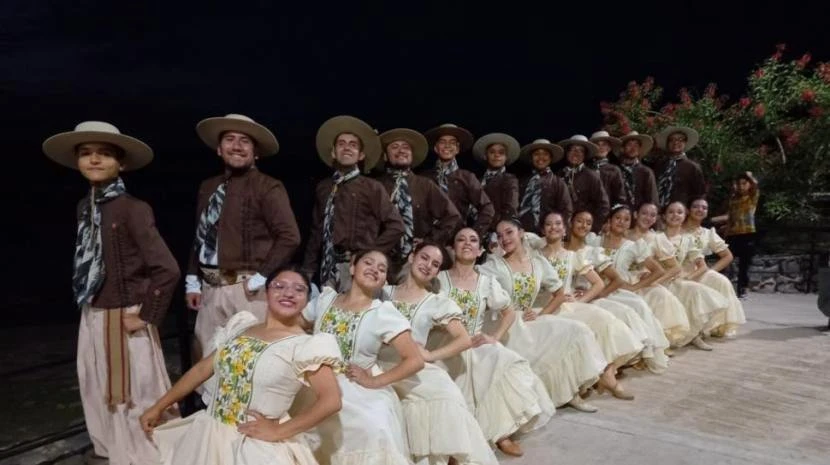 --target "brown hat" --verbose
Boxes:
[196,114,279,156]
[473,133,521,165]
[620,131,654,156]
[519,139,564,165]
[380,128,429,168]
[42,121,153,171]
[315,115,382,172]
[656,125,699,151]
[424,123,475,152]
[558,134,599,161]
